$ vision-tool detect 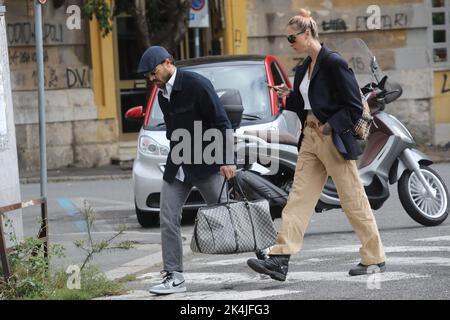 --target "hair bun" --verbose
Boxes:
[298,8,311,18]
